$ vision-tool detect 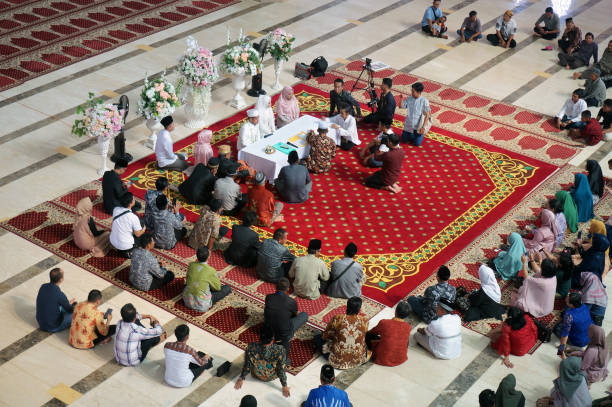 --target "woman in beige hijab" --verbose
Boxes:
[73,197,111,257]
